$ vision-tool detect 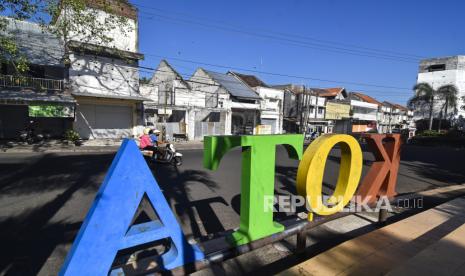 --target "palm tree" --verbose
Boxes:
[408,83,459,131]
[437,85,458,132]
[408,83,436,130]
